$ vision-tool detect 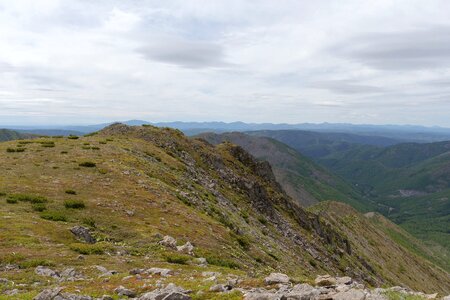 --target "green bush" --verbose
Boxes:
[40,211,67,222]
[6,148,16,152]
[235,235,251,250]
[79,161,96,167]
[65,189,77,195]
[64,199,85,209]
[0,192,6,197]
[19,259,54,269]
[32,203,46,212]
[206,256,240,269]
[258,216,268,225]
[7,194,48,203]
[164,253,190,265]
[40,141,55,148]
[69,242,110,255]
[6,198,17,204]
[82,217,96,228]
[67,135,79,139]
